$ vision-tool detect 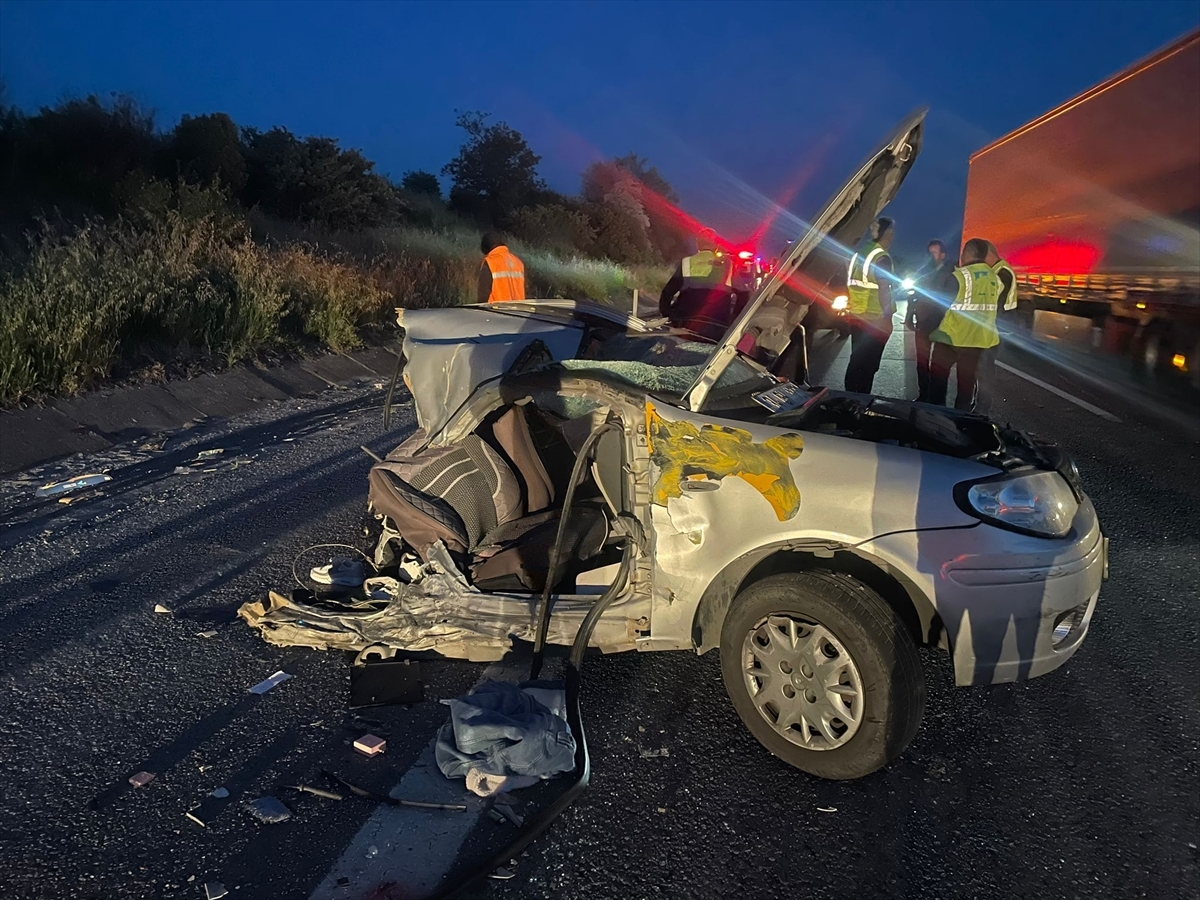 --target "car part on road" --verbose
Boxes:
[320,770,467,811]
[287,784,344,801]
[244,795,292,824]
[720,571,925,780]
[128,771,155,788]
[34,472,112,499]
[349,654,424,708]
[247,670,292,695]
[429,537,637,899]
